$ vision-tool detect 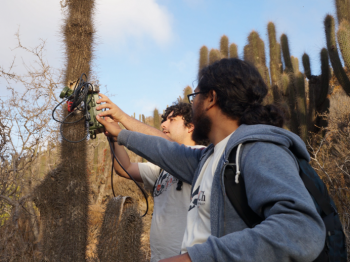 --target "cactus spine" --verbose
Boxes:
[220,35,229,58]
